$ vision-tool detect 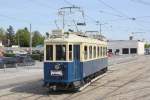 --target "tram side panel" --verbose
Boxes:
[82,58,108,78]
